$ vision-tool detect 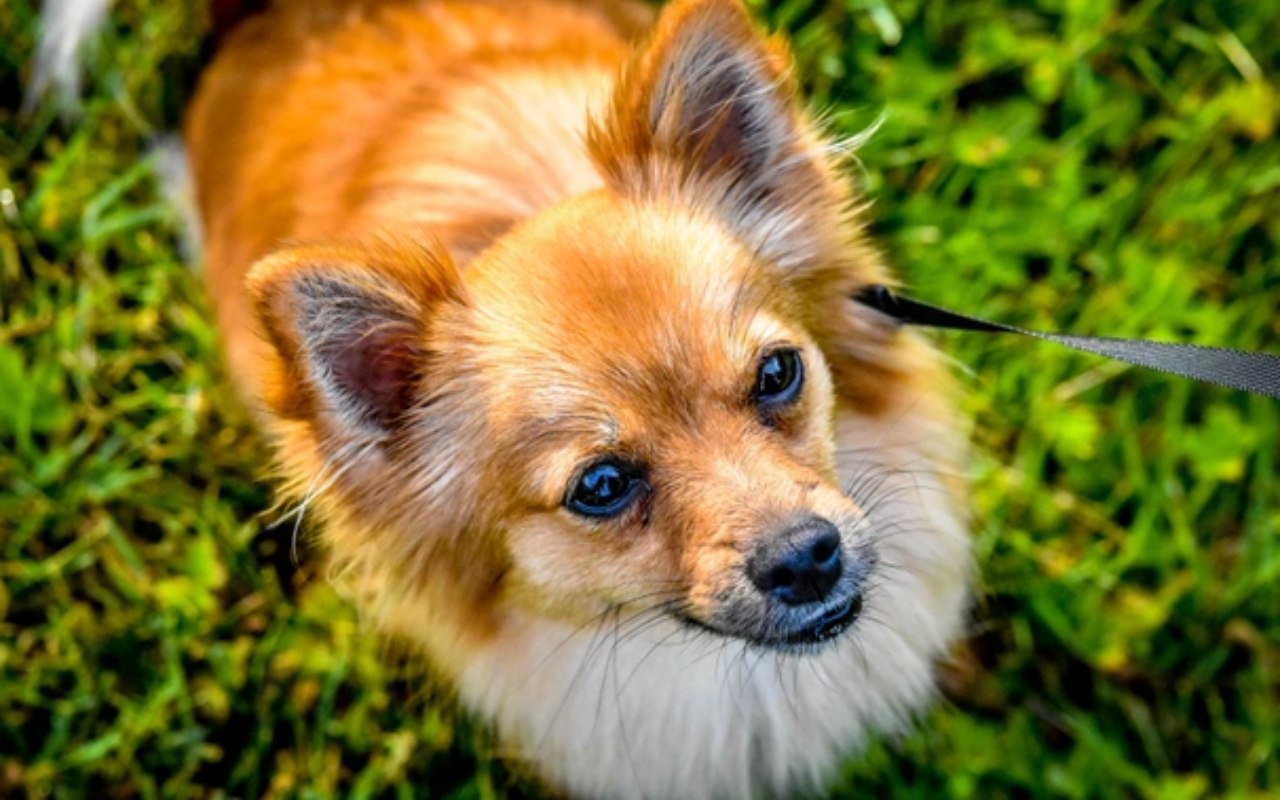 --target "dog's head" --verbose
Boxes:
[246,0,965,657]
